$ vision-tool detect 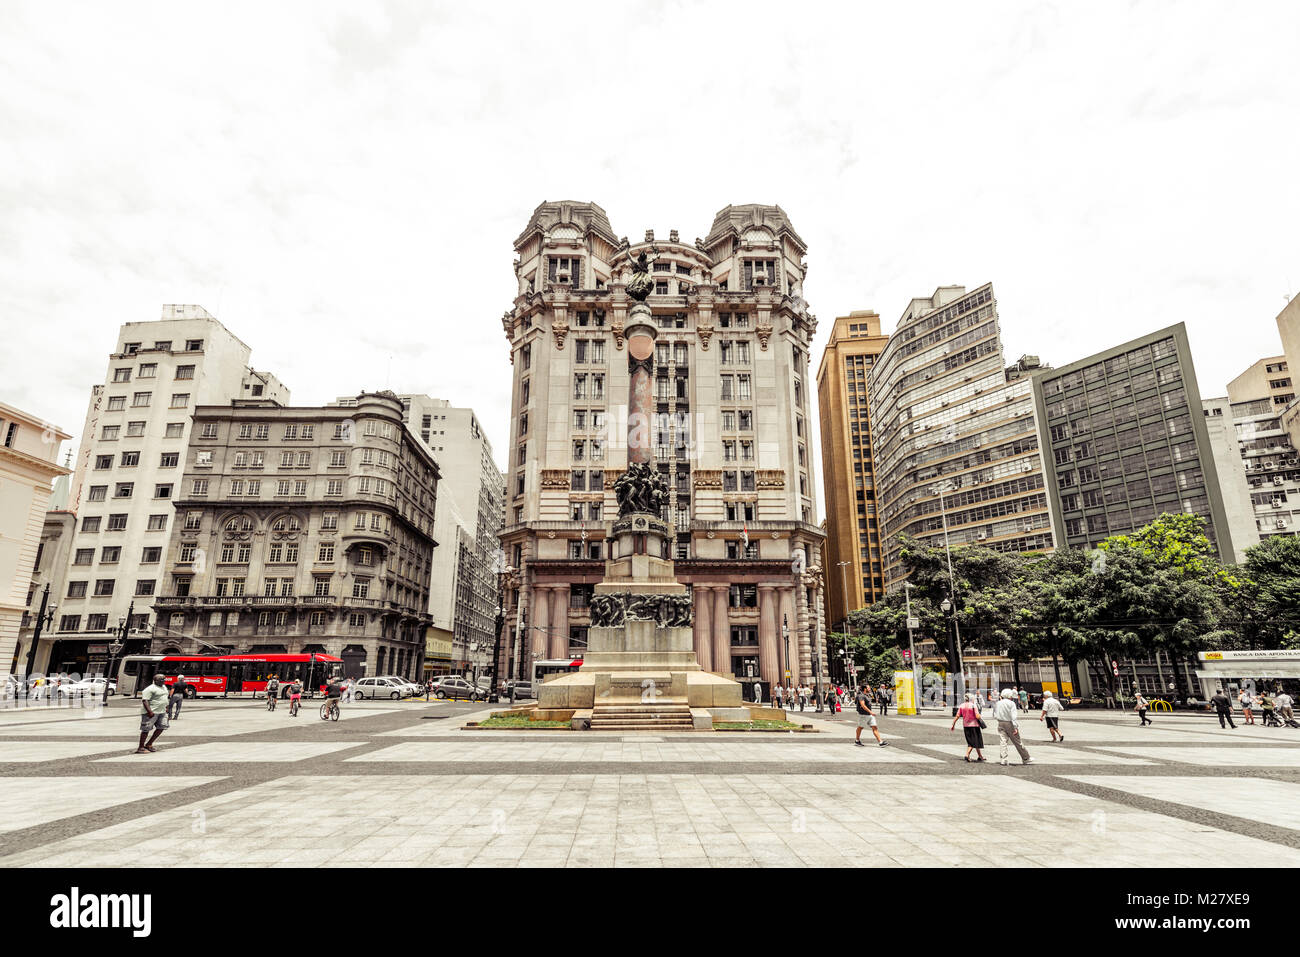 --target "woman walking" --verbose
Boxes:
[950,693,986,762]
[1239,688,1255,725]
